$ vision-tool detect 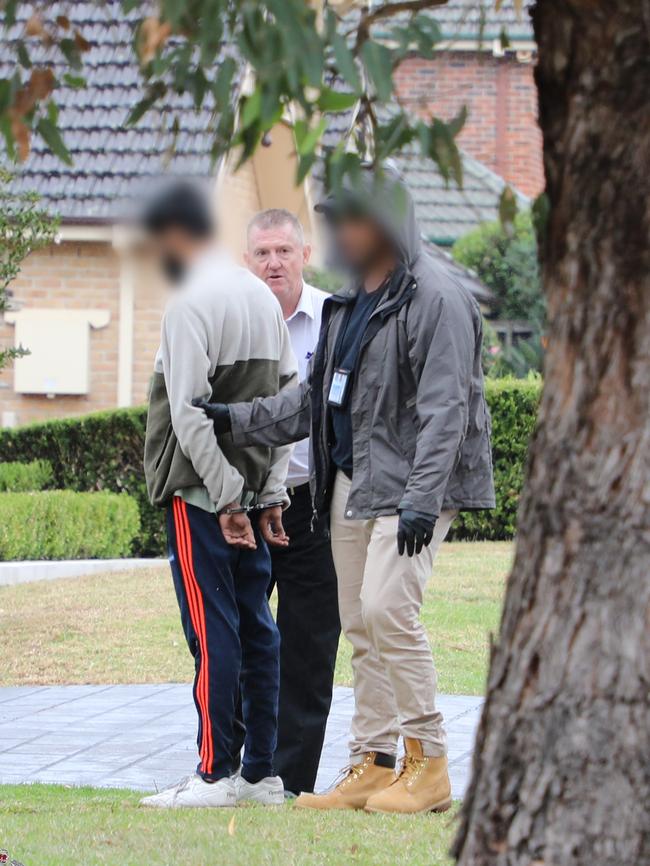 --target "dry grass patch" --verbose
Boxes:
[0,541,513,693]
